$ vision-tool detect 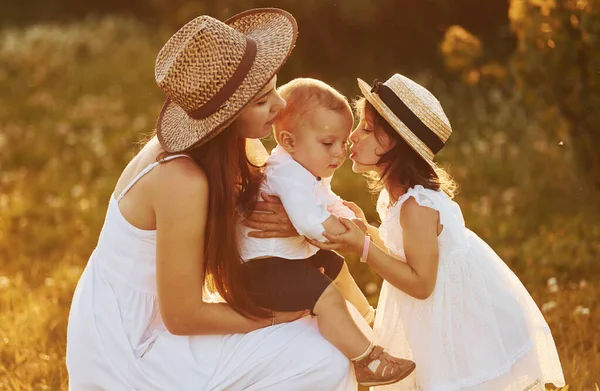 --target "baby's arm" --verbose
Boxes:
[267,165,338,241]
[320,185,356,235]
[321,215,347,235]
